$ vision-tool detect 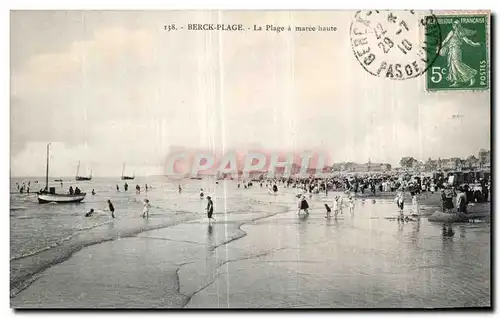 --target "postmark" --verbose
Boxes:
[350,10,442,80]
[426,13,489,91]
